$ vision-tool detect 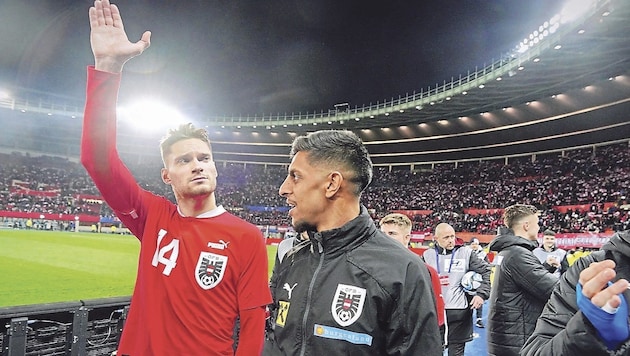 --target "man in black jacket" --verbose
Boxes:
[264,130,442,355]
[522,230,630,355]
[487,204,559,356]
